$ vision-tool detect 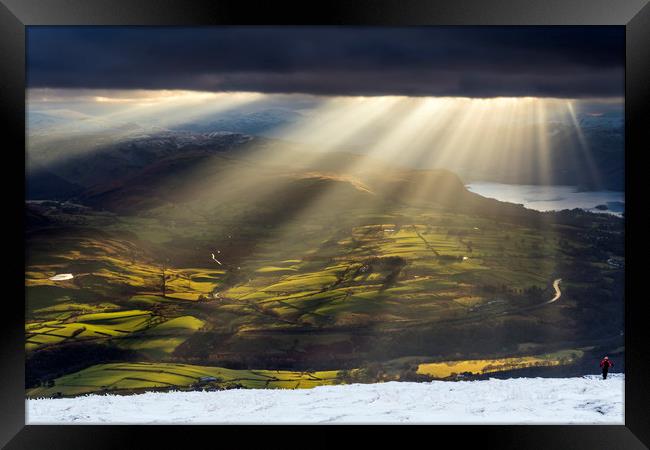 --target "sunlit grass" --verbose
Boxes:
[416,349,584,379]
[117,316,205,358]
[27,362,340,397]
[25,310,157,351]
